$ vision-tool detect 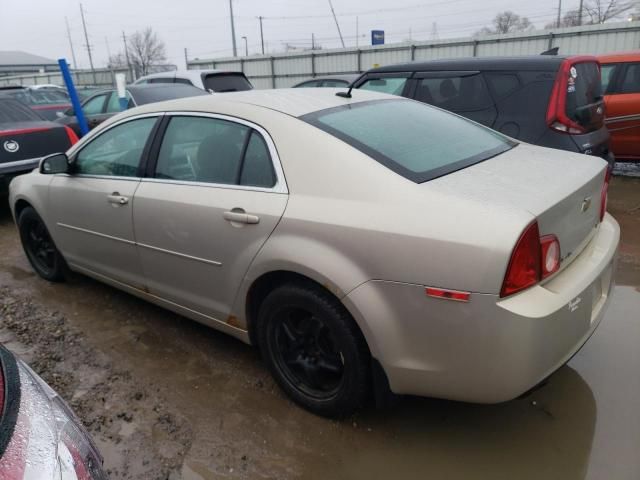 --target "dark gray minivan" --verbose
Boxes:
[354,56,612,162]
